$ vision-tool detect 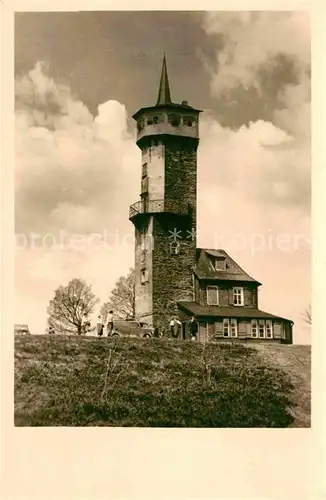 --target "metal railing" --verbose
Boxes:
[129,199,189,219]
